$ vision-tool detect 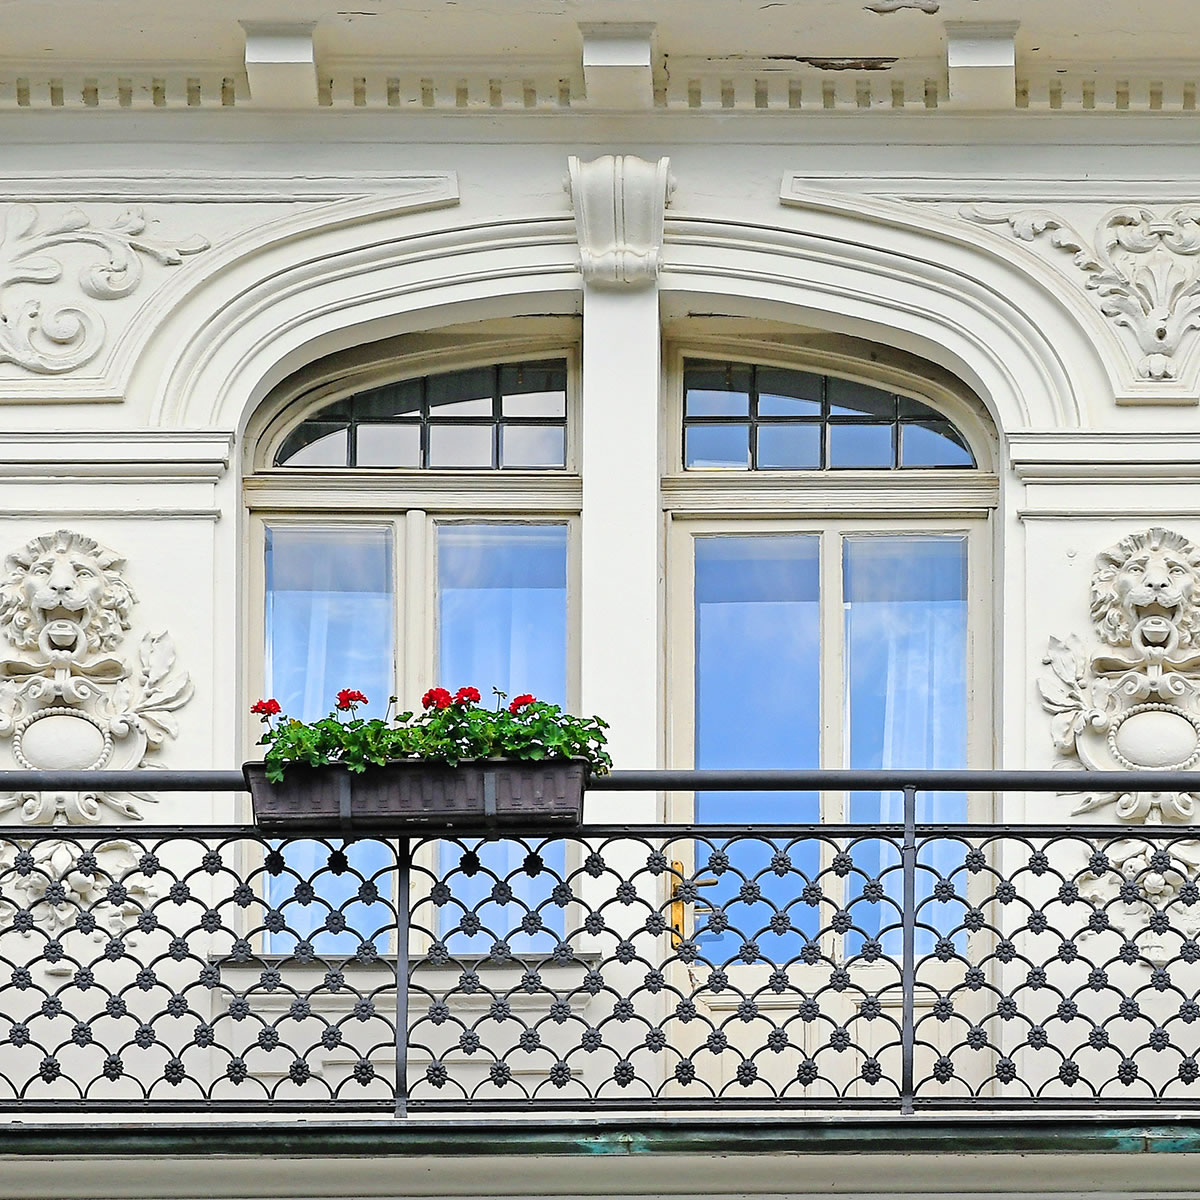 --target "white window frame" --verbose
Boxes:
[242,327,584,956]
[660,335,1000,827]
